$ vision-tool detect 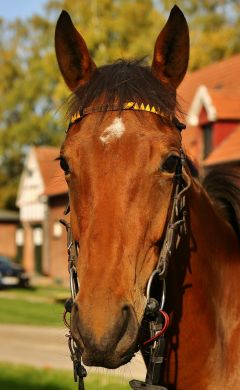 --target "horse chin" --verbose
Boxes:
[71,328,137,369]
[82,346,136,369]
